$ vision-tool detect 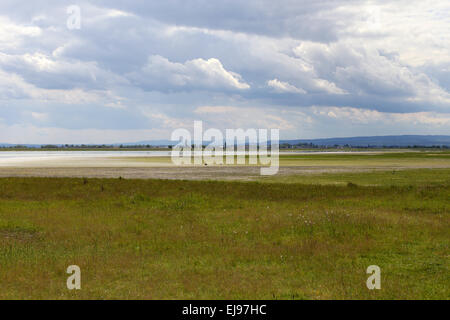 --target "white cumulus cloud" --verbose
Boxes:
[267,79,306,94]
[129,55,250,91]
